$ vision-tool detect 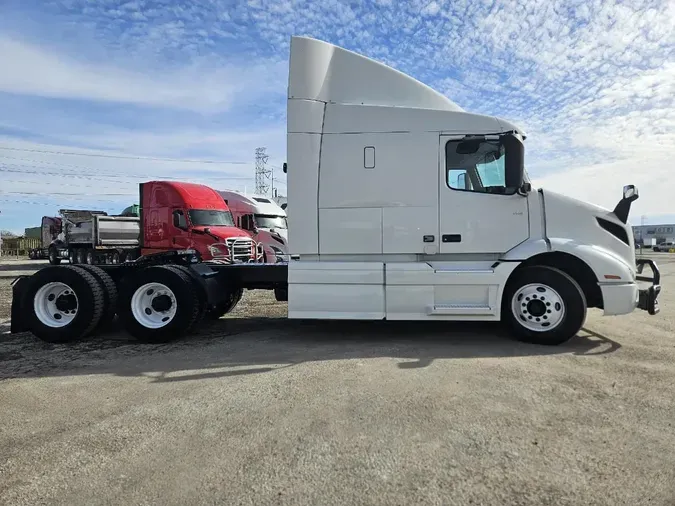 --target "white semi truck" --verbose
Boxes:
[217,189,289,263]
[9,36,661,346]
